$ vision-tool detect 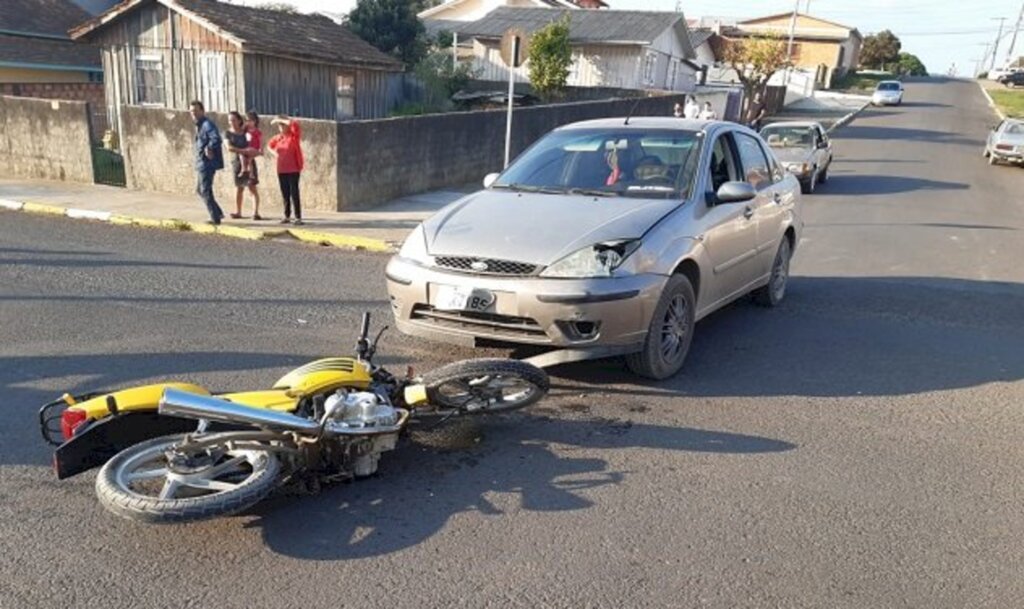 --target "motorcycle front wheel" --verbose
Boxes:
[95,433,280,524]
[422,358,549,415]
